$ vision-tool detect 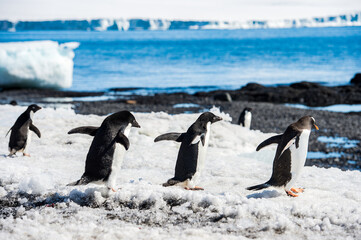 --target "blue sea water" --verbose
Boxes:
[0,27,361,92]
